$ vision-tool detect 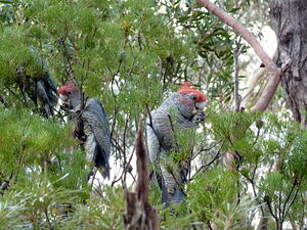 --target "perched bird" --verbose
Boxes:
[58,83,111,179]
[15,48,58,118]
[146,82,207,205]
